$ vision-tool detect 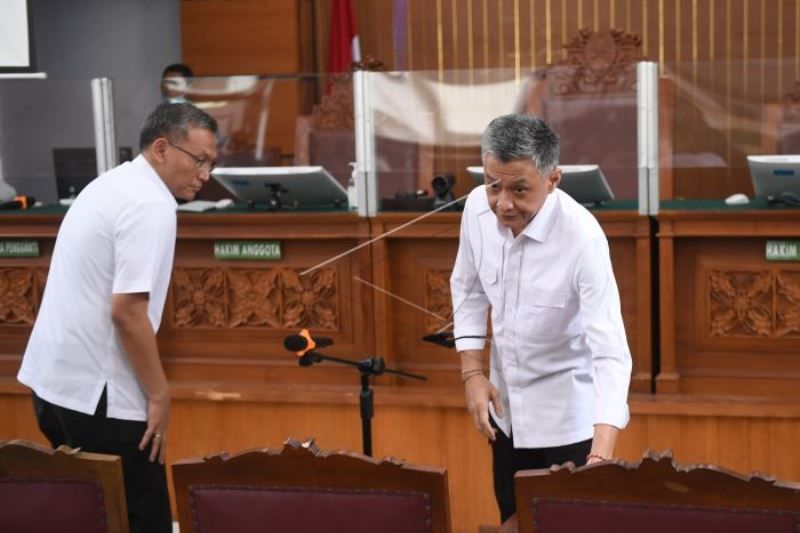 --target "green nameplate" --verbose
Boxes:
[766,240,800,261]
[214,240,281,260]
[0,240,39,257]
